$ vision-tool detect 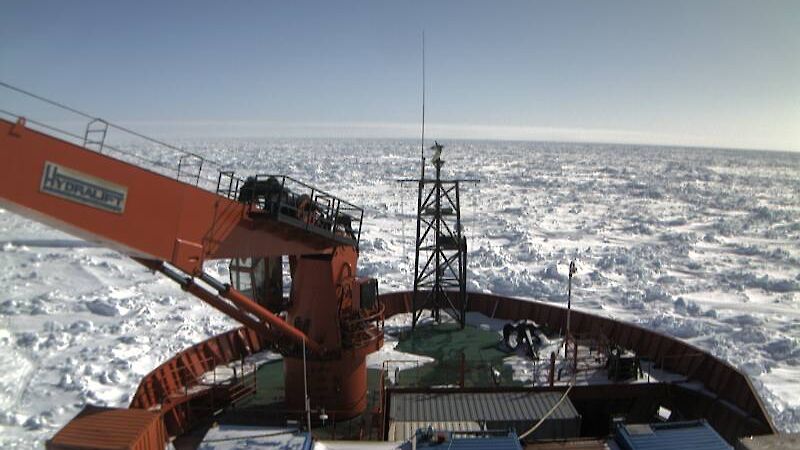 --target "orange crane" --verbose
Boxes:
[0,105,383,418]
